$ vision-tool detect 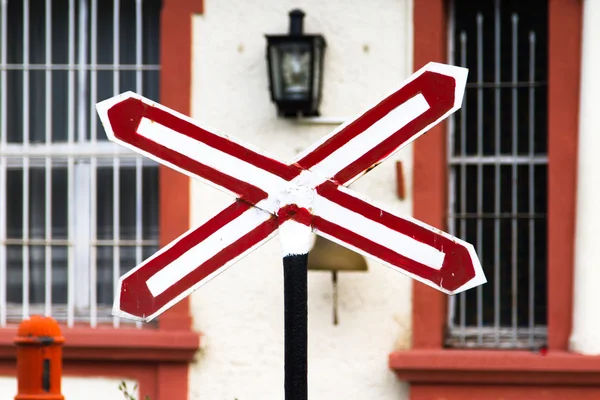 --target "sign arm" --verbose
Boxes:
[292,62,468,186]
[113,200,279,322]
[96,92,302,206]
[313,182,486,294]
